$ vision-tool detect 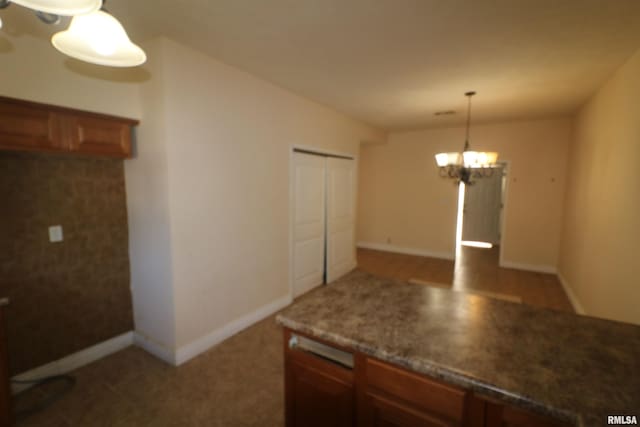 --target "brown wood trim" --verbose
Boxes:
[0,96,139,126]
